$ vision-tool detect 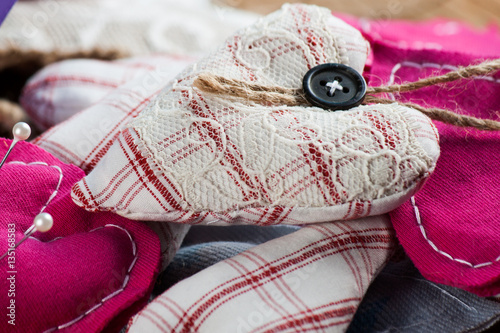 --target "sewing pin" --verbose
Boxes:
[0,122,31,170]
[1,213,54,260]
